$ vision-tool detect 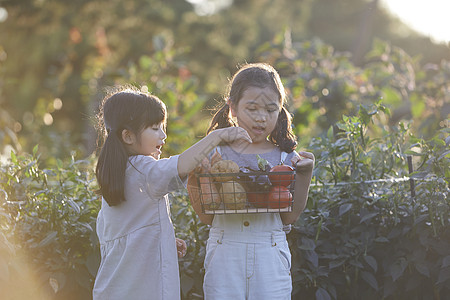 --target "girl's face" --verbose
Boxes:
[231,86,281,144]
[127,122,167,159]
